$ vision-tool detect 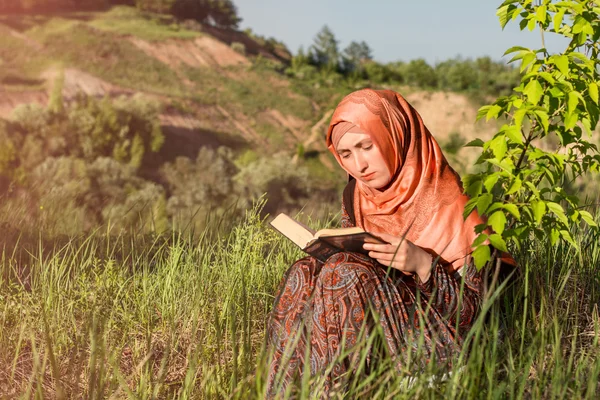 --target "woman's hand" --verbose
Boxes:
[363,233,433,283]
